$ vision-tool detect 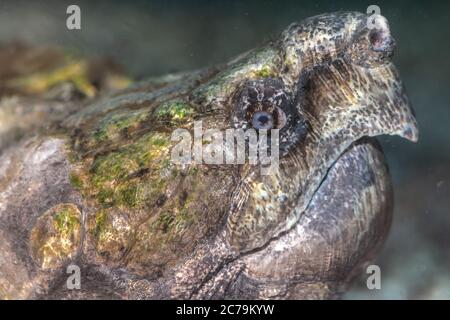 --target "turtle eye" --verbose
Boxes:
[234,78,290,131]
[252,111,273,130]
